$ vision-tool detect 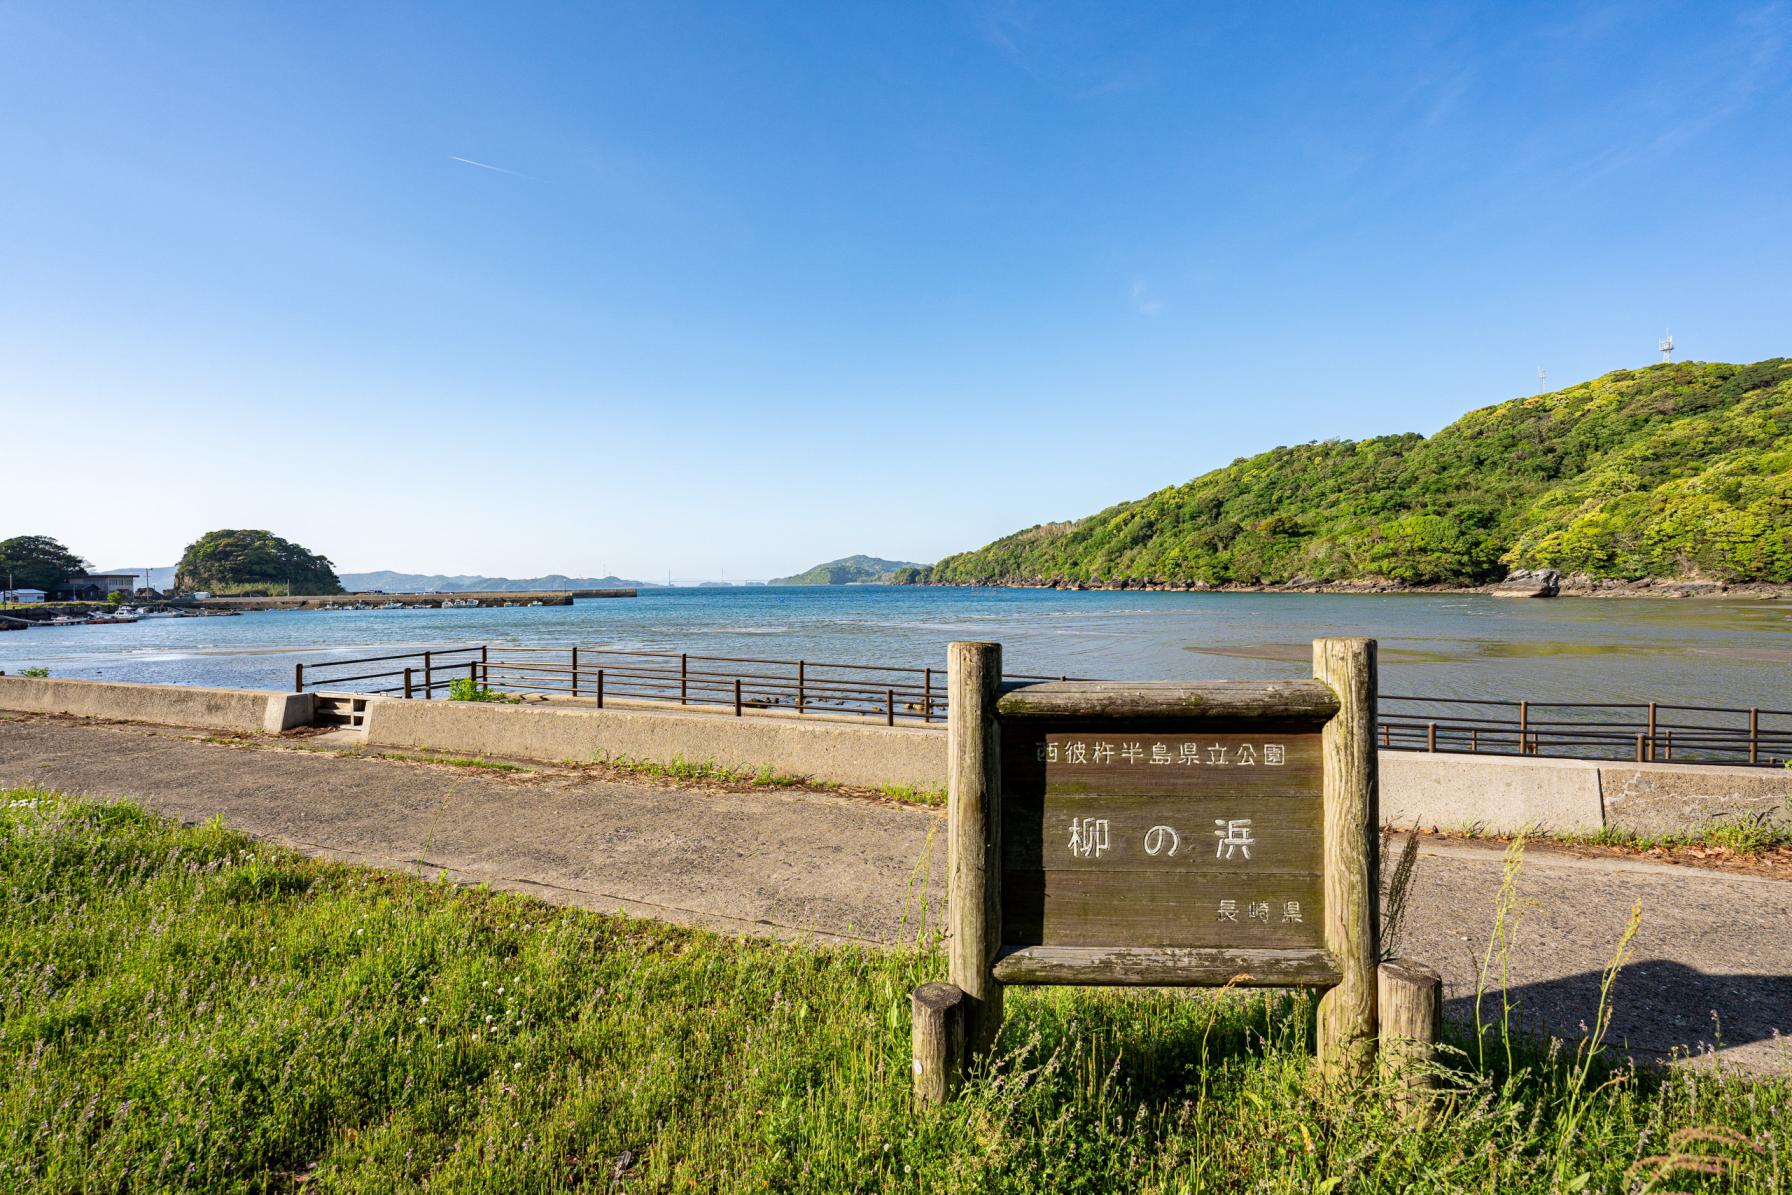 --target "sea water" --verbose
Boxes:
[3,586,1788,709]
